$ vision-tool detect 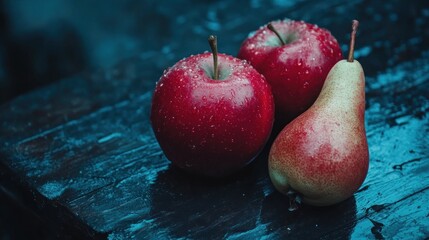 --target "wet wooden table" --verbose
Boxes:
[1,1,428,239]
